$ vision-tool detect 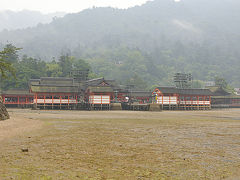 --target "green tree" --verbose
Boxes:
[215,77,228,89]
[46,60,62,77]
[58,55,72,77]
[2,55,47,89]
[0,44,21,79]
[58,55,93,78]
[2,44,20,63]
[72,58,91,71]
